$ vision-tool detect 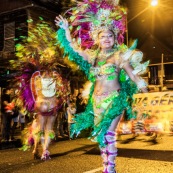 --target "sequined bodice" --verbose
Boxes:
[89,63,118,80]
